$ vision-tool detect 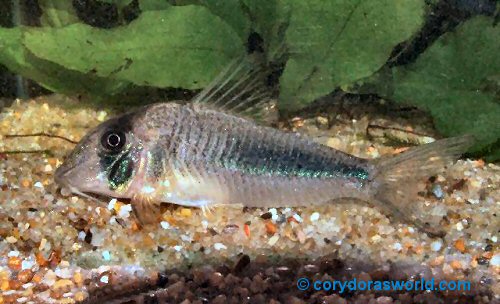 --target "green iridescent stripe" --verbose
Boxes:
[220,158,369,180]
